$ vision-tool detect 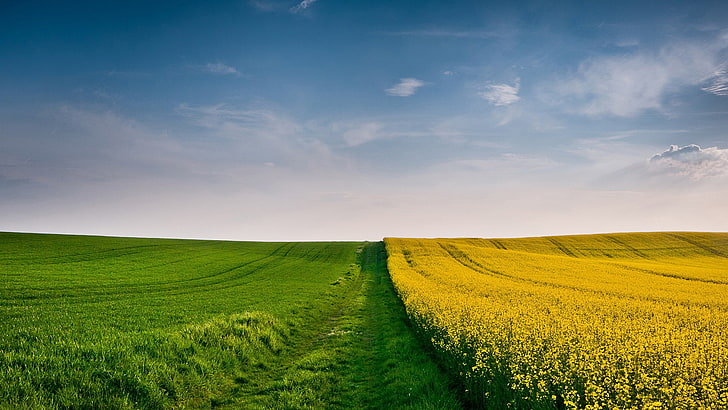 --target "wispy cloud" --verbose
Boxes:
[337,121,433,147]
[106,70,149,78]
[703,66,728,96]
[332,117,468,148]
[0,106,196,187]
[290,0,318,13]
[342,122,383,147]
[439,154,557,175]
[614,38,640,48]
[385,78,425,97]
[177,103,300,141]
[248,0,318,14]
[248,0,279,12]
[545,37,727,117]
[176,103,336,169]
[479,79,520,106]
[203,62,240,76]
